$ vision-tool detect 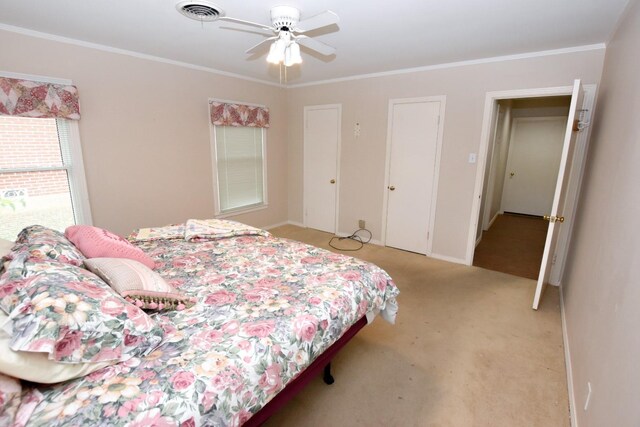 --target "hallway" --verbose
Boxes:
[473,213,548,280]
